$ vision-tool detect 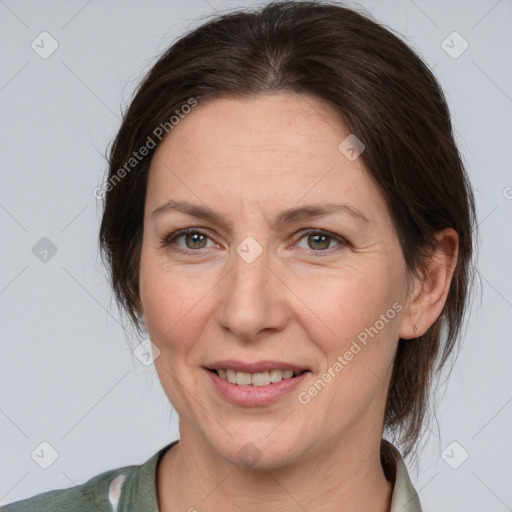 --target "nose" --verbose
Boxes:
[216,243,289,341]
